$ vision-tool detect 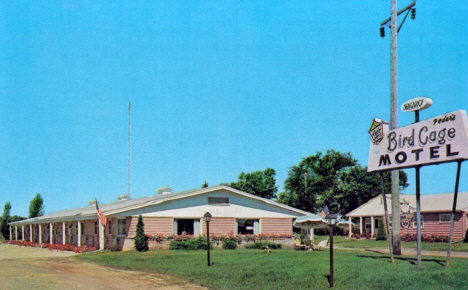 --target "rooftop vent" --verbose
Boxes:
[88,200,97,207]
[156,186,173,195]
[118,194,130,201]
